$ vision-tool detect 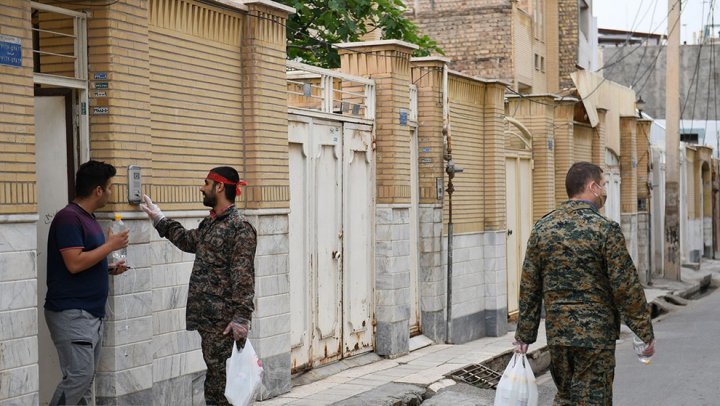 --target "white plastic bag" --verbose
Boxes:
[494,352,538,406]
[224,339,264,406]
